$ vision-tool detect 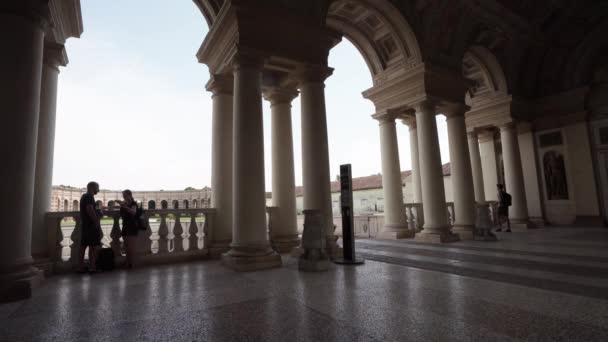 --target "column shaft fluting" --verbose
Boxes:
[266,88,299,252]
[374,114,412,239]
[208,76,233,256]
[31,45,63,259]
[500,124,529,224]
[414,102,459,243]
[468,131,486,203]
[299,67,336,253]
[446,110,475,240]
[222,58,281,270]
[0,11,46,302]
